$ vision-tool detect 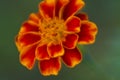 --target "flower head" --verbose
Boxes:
[15,0,98,76]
